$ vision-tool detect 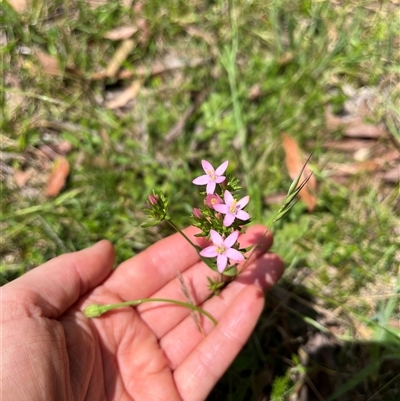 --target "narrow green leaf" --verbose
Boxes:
[222,265,238,276]
[140,220,160,228]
